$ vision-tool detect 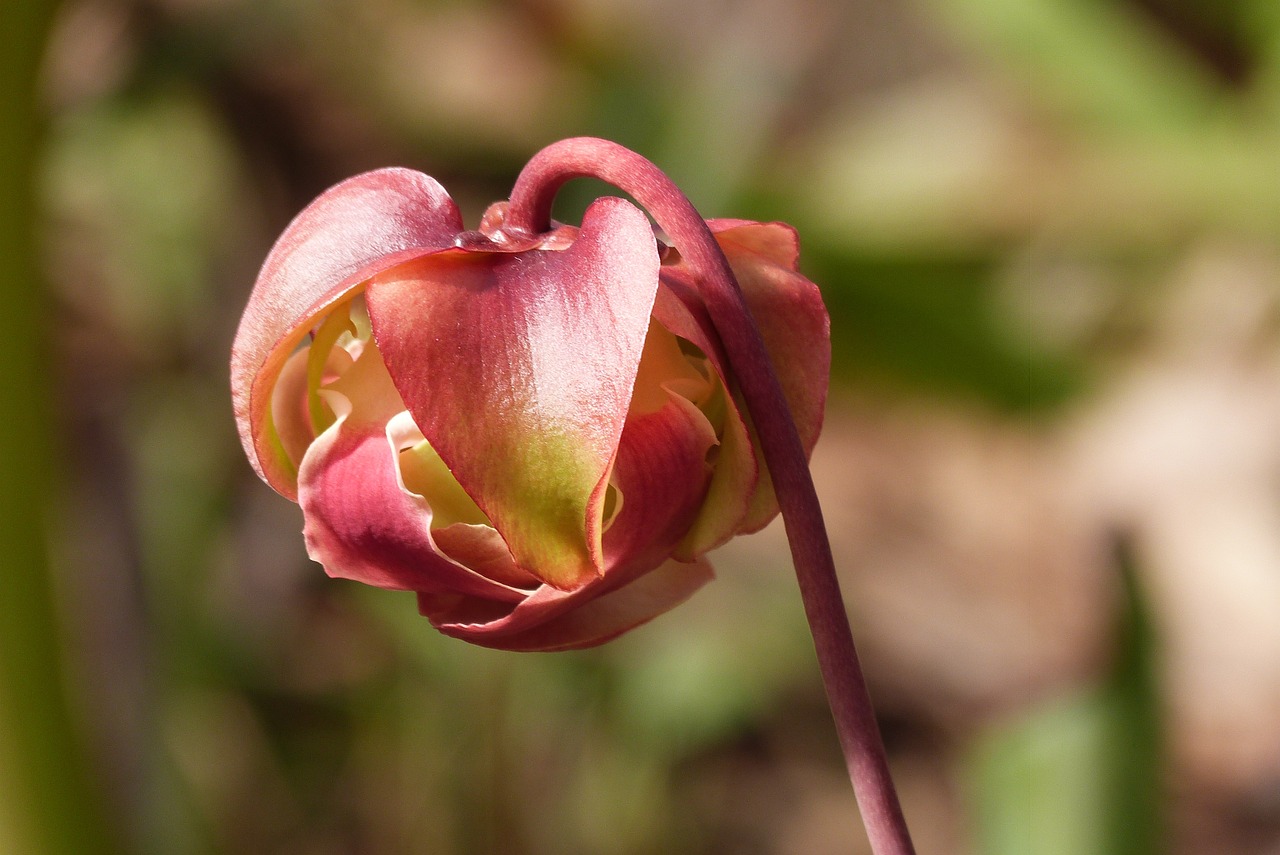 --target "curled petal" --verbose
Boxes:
[232,168,463,497]
[270,323,358,472]
[603,369,718,573]
[656,221,829,546]
[704,217,800,268]
[297,352,526,602]
[674,380,757,557]
[432,523,539,589]
[651,280,758,557]
[715,221,830,531]
[424,557,714,652]
[366,197,662,590]
[271,348,319,472]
